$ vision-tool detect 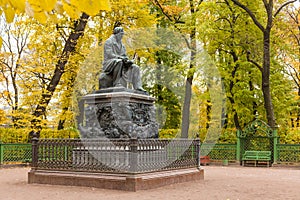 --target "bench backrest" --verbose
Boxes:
[257,151,271,156]
[244,151,258,156]
[243,151,271,158]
